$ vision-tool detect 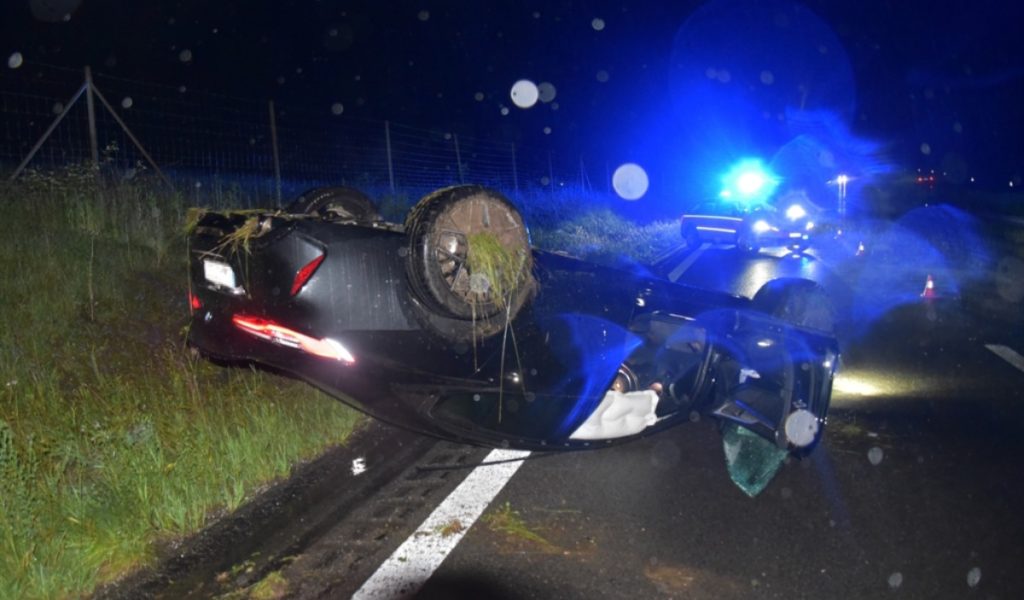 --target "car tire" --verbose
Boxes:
[737,232,759,254]
[404,185,534,327]
[286,186,381,223]
[751,278,835,334]
[682,223,700,249]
